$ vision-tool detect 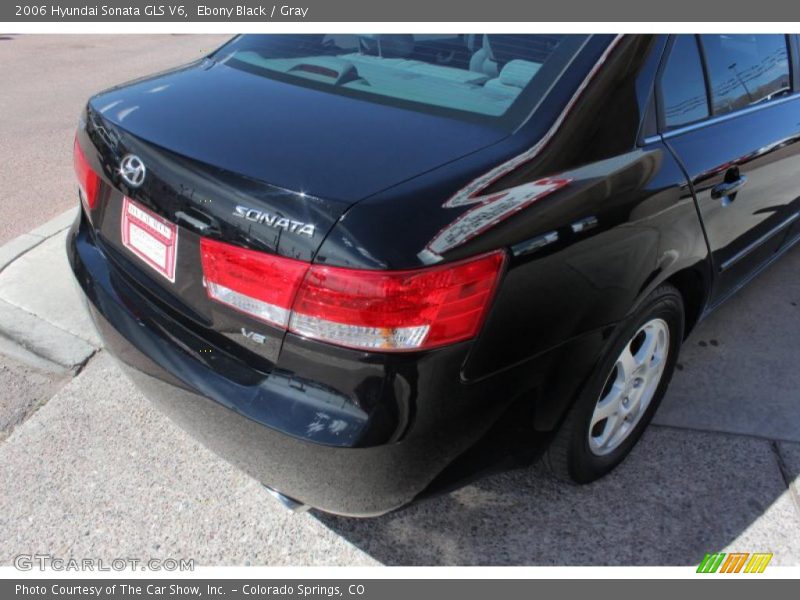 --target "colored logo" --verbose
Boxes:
[697,552,773,573]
